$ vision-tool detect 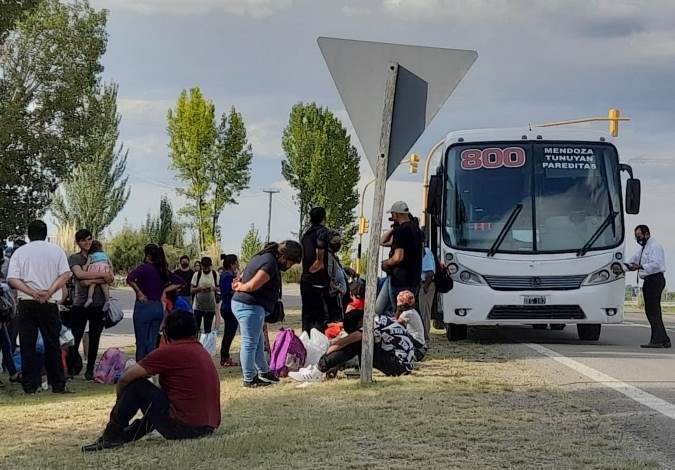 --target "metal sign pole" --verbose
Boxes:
[360,62,399,384]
